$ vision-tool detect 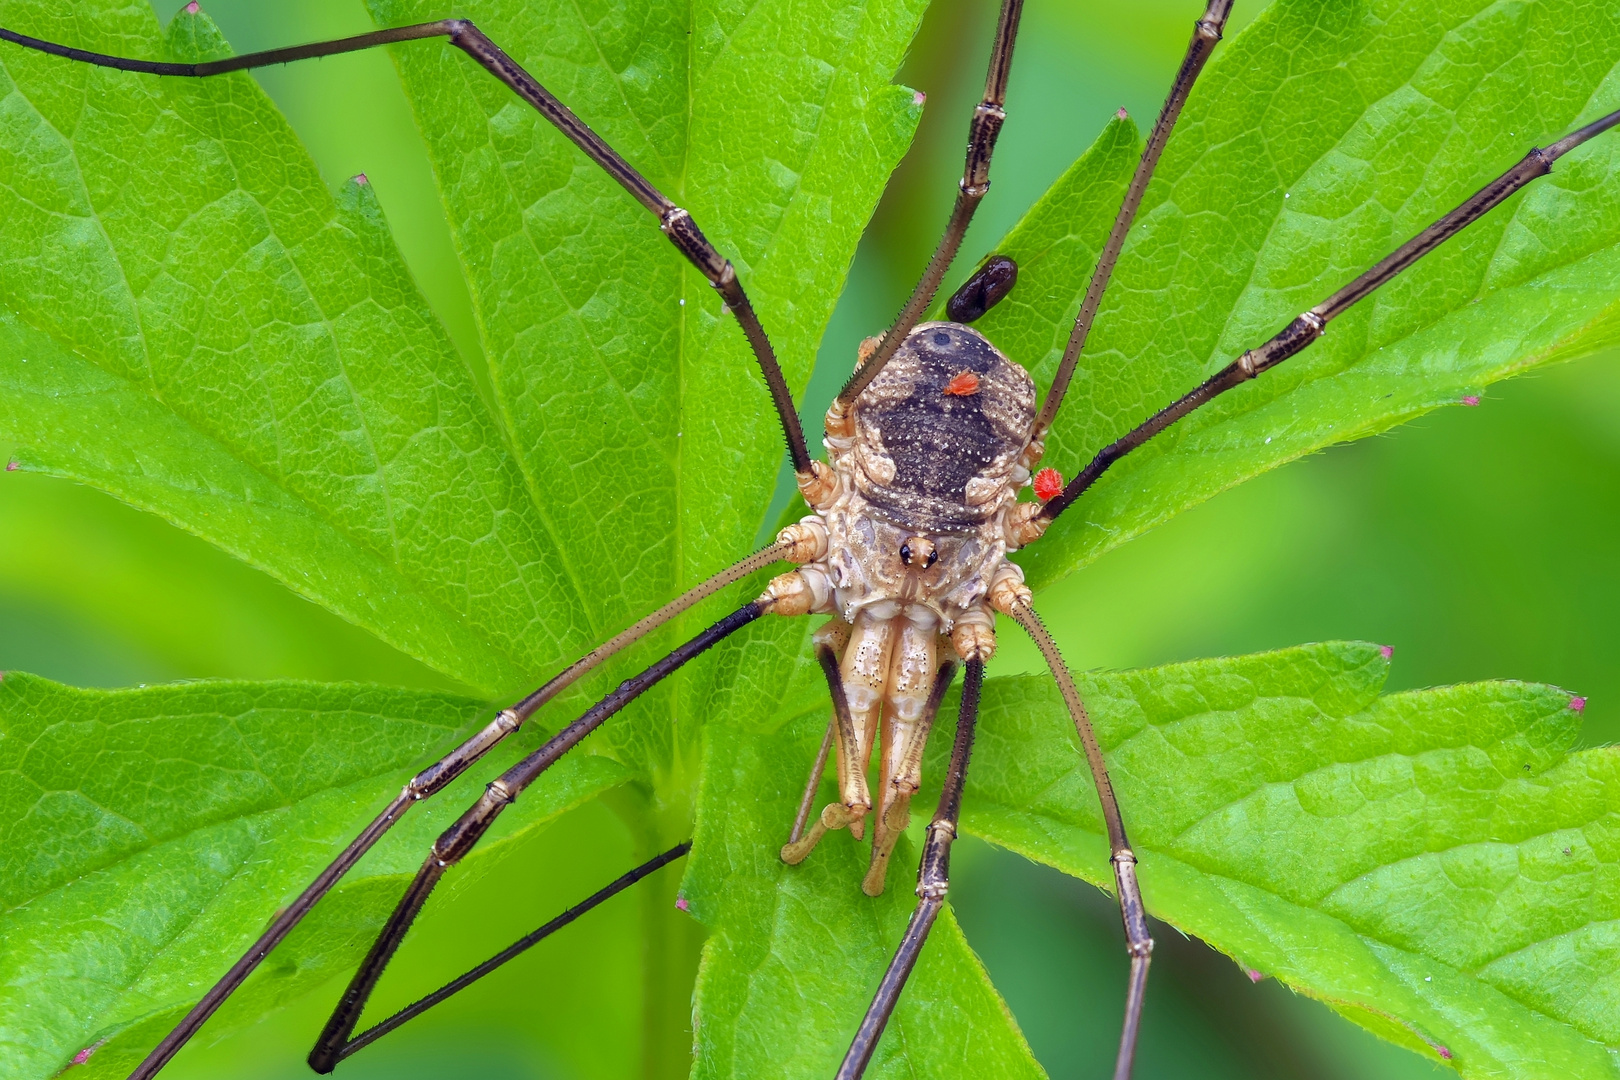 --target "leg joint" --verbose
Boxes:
[916,819,956,898]
[963,103,1007,190]
[659,206,728,282]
